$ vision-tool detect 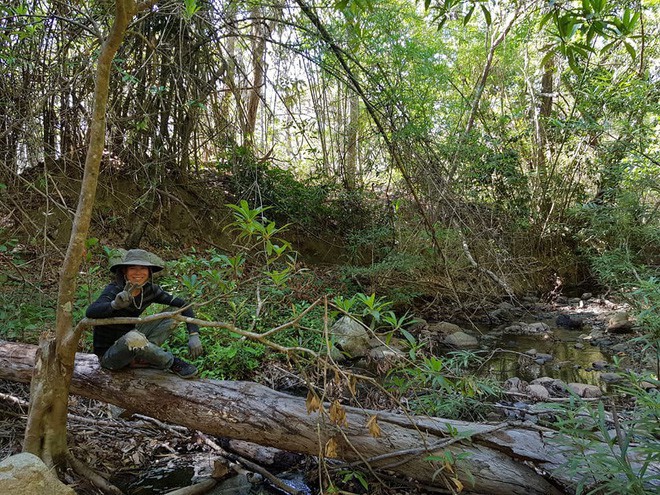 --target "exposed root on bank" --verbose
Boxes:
[66,452,122,495]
